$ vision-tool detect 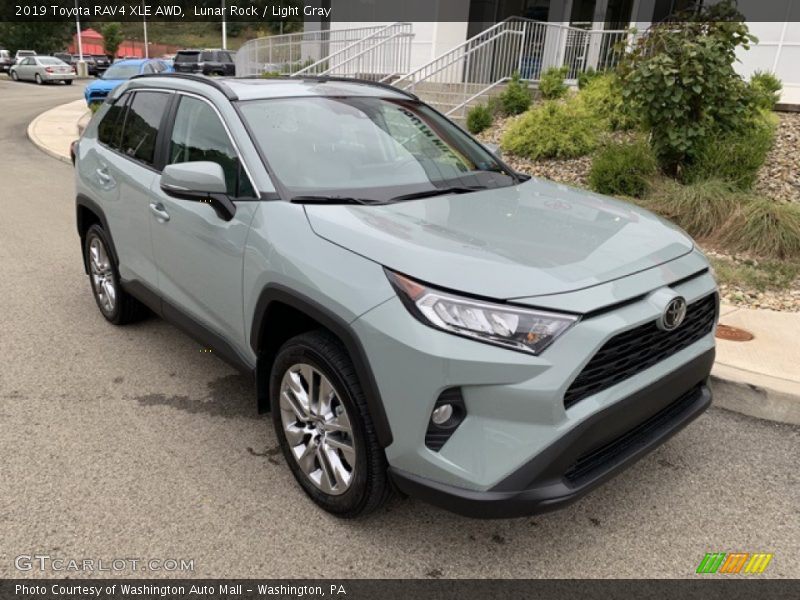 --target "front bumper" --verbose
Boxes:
[389,349,713,518]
